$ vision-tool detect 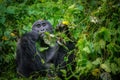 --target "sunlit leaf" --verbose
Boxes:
[77,38,86,50]
[39,47,49,52]
[86,61,93,70]
[43,32,56,47]
[62,21,69,25]
[101,63,111,72]
[99,39,106,49]
[41,58,45,64]
[10,33,16,37]
[60,69,66,75]
[83,46,91,53]
[92,58,102,65]
[68,4,76,9]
